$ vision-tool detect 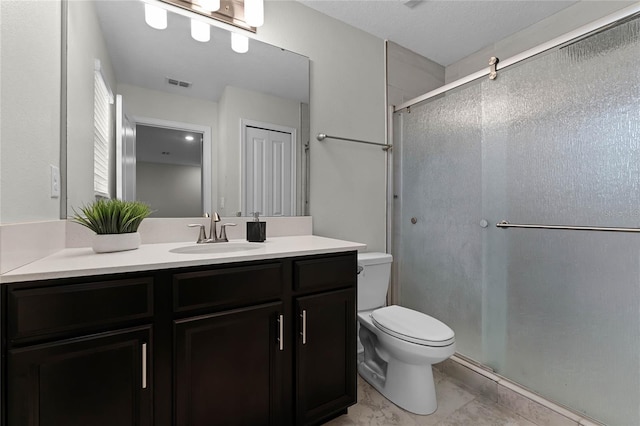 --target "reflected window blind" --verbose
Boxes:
[93,64,113,197]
